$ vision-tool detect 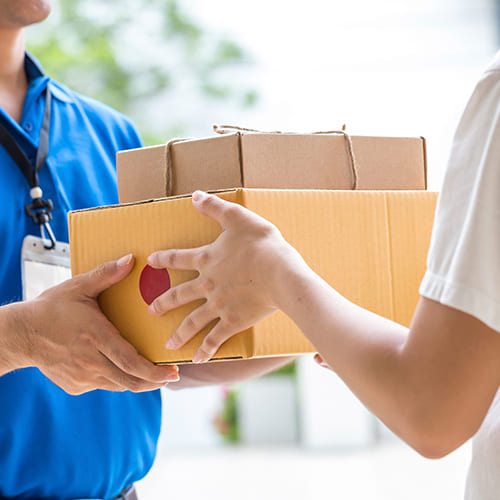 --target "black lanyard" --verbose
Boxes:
[0,86,56,249]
